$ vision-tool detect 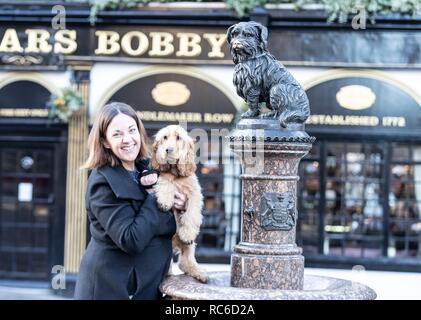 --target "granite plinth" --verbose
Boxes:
[161,118,376,300]
[228,119,313,290]
[231,252,304,290]
[160,272,377,300]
